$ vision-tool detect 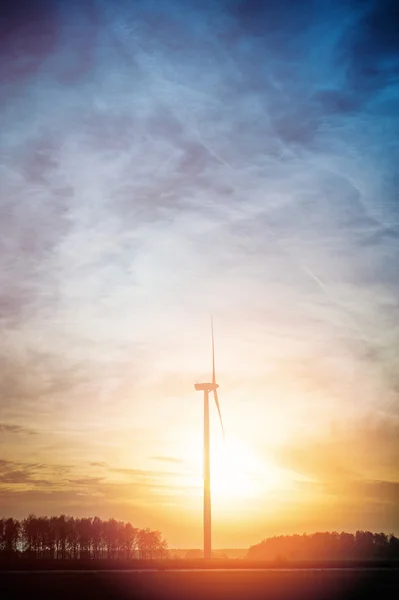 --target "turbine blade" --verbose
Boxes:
[211,316,216,386]
[213,388,225,441]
